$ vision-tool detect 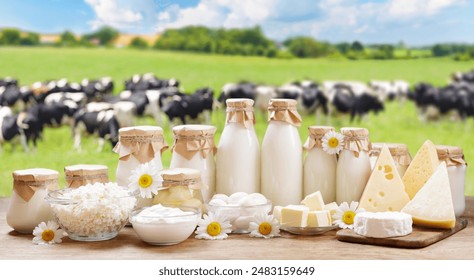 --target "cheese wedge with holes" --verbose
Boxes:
[301,191,325,211]
[360,145,410,212]
[402,140,439,199]
[402,162,456,229]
